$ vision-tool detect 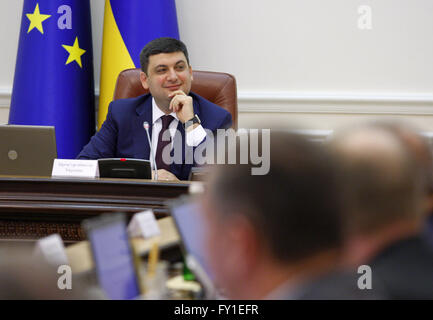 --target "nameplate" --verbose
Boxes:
[34,234,68,266]
[51,159,99,178]
[128,210,160,239]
